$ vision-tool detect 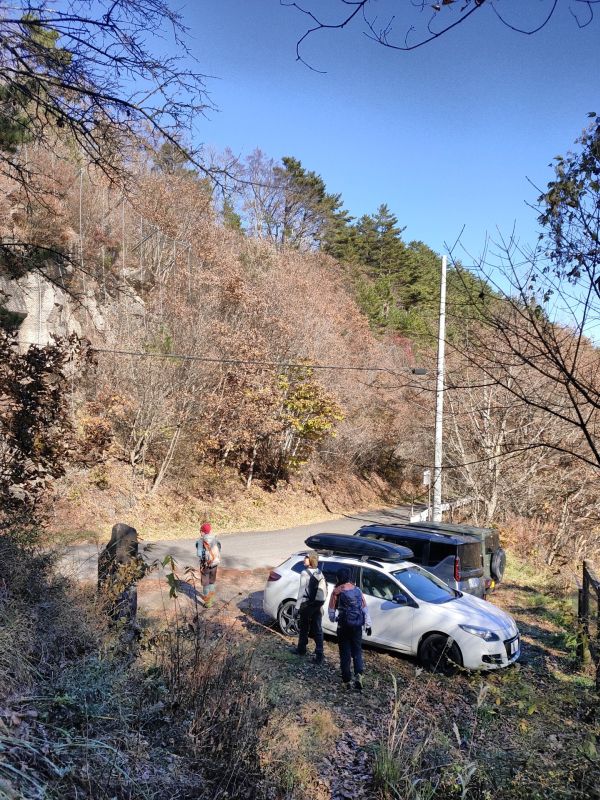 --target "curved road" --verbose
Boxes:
[61,505,416,581]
